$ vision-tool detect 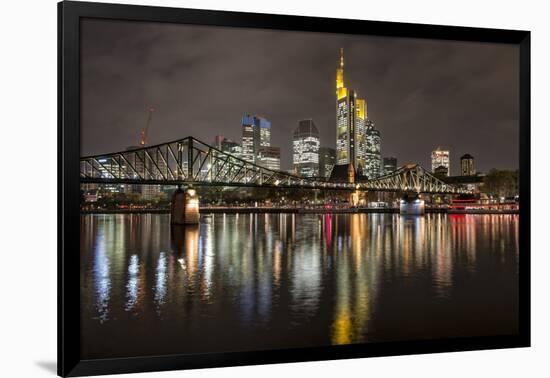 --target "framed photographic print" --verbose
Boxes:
[58,1,530,376]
